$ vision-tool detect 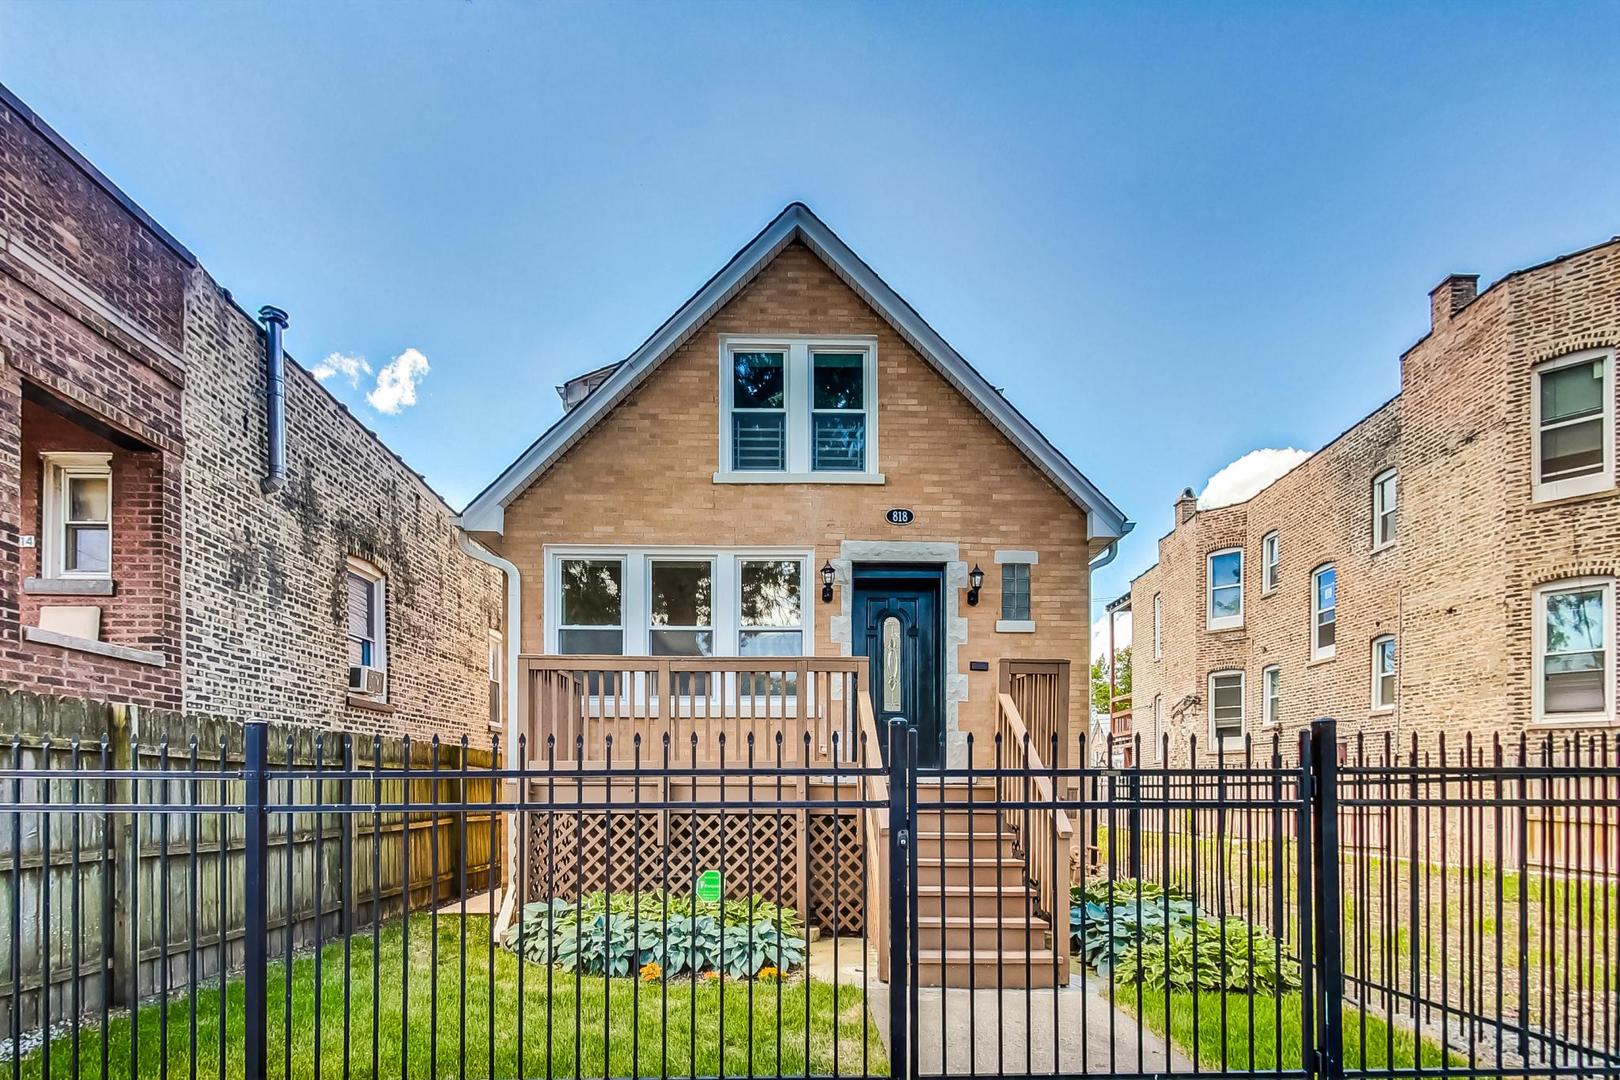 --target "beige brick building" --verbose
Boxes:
[1129,237,1620,762]
[462,203,1129,768]
[0,83,503,740]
